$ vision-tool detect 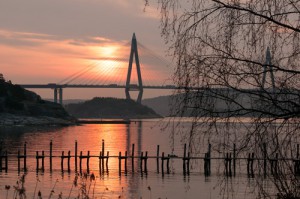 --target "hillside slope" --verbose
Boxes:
[0,77,75,125]
[65,97,161,119]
